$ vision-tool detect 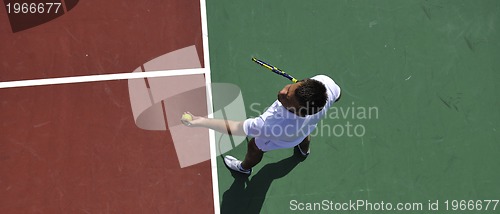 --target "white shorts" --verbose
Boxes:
[244,118,309,152]
[253,135,308,152]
